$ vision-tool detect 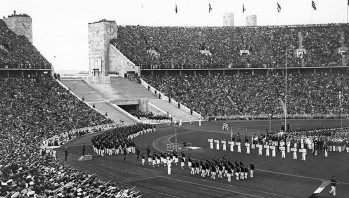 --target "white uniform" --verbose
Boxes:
[280,146,285,158]
[258,145,262,155]
[167,160,172,175]
[246,143,250,154]
[208,138,213,149]
[271,146,276,157]
[265,145,270,156]
[237,142,241,153]
[222,140,227,151]
[301,149,306,161]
